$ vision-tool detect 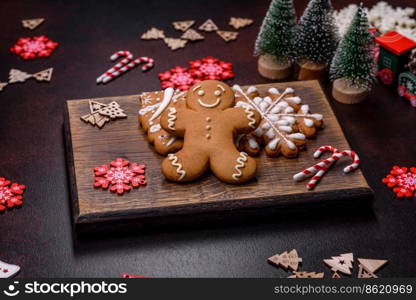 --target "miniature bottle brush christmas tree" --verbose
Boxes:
[255,0,296,80]
[295,0,339,80]
[330,4,376,104]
